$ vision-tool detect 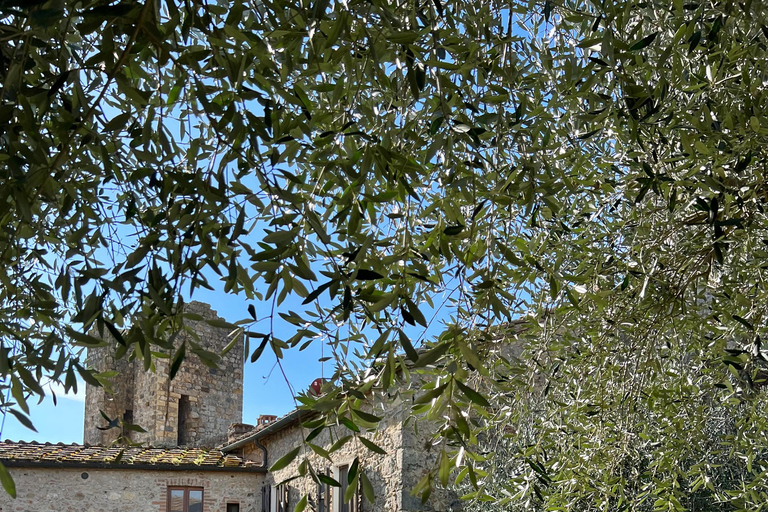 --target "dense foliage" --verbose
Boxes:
[3,0,768,508]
